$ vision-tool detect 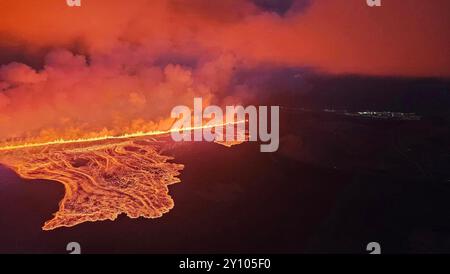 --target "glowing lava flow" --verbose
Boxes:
[0,120,247,230]
[0,139,184,230]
